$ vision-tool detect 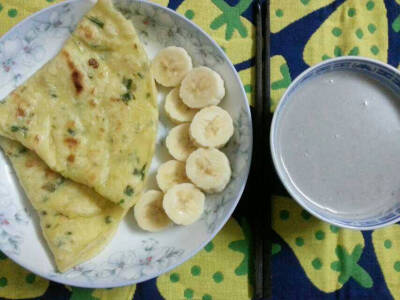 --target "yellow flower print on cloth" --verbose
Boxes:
[0,252,49,299]
[303,0,388,66]
[271,0,335,33]
[157,218,252,300]
[0,0,166,38]
[150,0,169,6]
[0,0,65,36]
[177,0,255,65]
[270,55,291,112]
[373,226,400,300]
[239,67,255,106]
[273,196,372,293]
